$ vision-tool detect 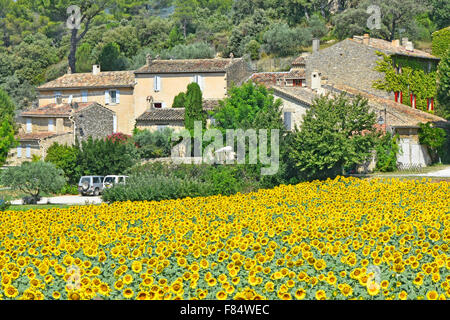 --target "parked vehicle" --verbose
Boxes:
[103,175,128,189]
[78,176,104,196]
